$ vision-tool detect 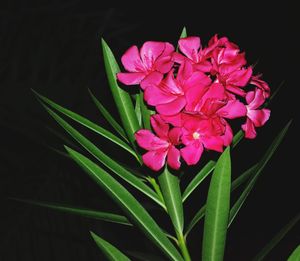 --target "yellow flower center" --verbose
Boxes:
[193,132,200,140]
